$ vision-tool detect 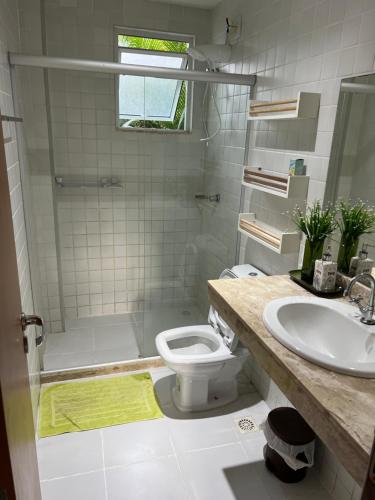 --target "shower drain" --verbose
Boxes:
[235,416,258,434]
